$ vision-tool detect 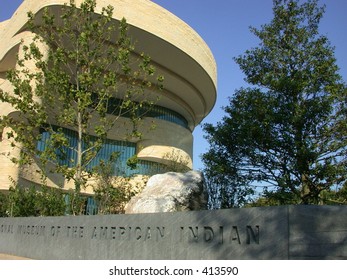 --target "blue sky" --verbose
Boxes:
[2,0,347,170]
